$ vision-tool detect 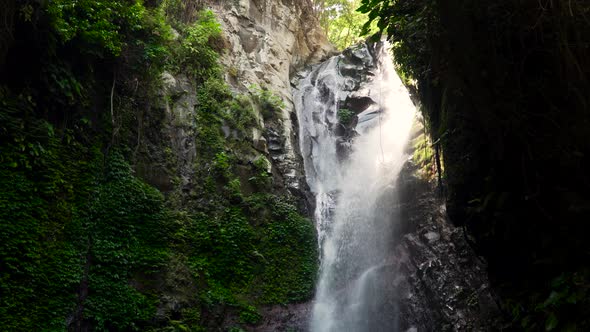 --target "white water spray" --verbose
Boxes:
[294,43,416,331]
